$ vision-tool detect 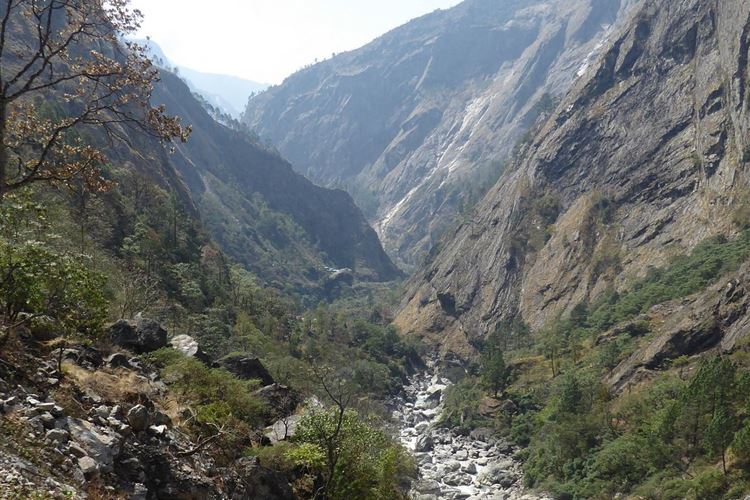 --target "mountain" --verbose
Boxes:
[150,71,401,294]
[138,39,267,119]
[243,0,636,267]
[395,0,750,360]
